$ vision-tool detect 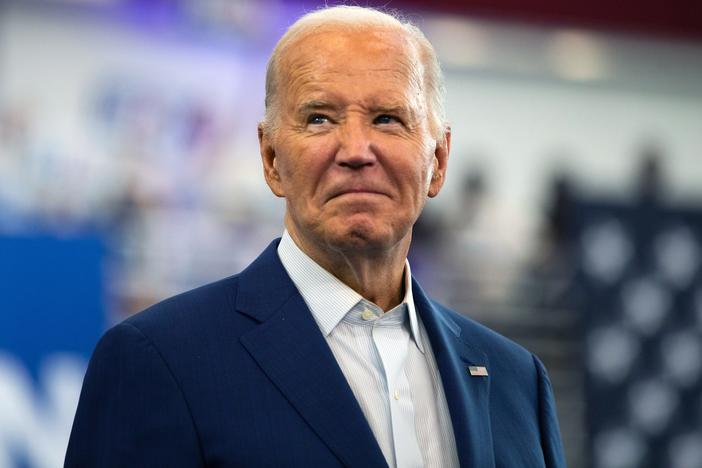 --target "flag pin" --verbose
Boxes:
[468,366,488,376]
